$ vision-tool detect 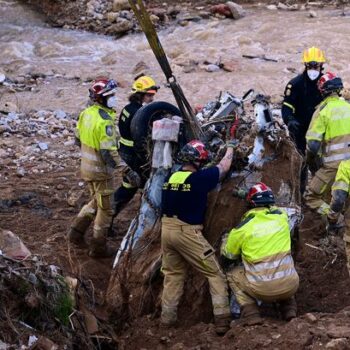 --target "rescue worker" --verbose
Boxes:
[327,160,350,275]
[221,183,299,325]
[67,77,119,258]
[160,139,237,335]
[282,46,326,193]
[113,74,159,216]
[304,72,350,216]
